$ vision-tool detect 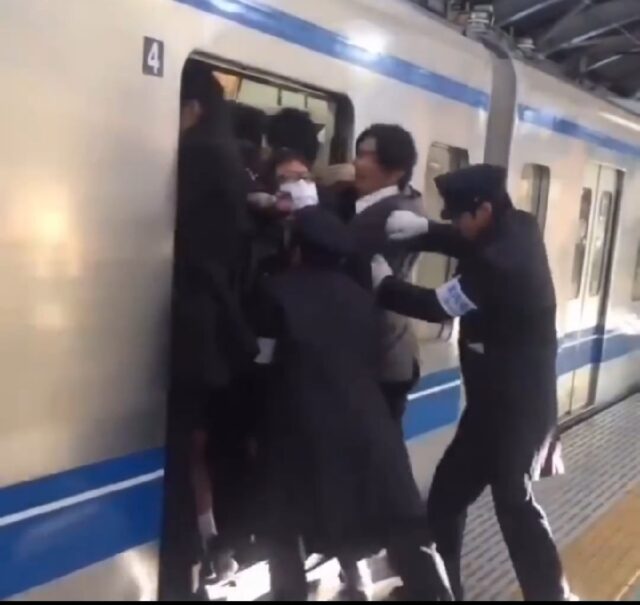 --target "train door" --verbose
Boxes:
[162,56,355,600]
[563,164,622,414]
[413,143,469,343]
